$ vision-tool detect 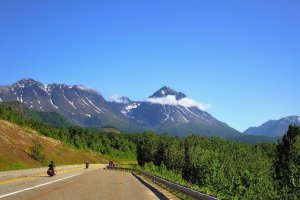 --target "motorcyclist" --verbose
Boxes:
[48,161,55,170]
[47,161,56,176]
